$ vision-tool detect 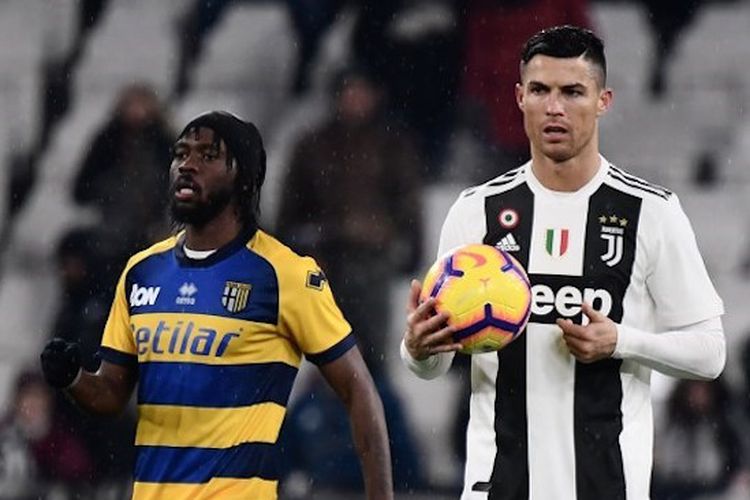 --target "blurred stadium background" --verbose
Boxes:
[0,0,749,498]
